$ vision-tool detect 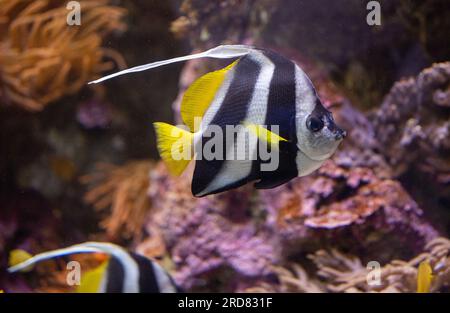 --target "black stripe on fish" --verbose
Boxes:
[105,252,179,293]
[130,253,164,293]
[104,256,125,293]
[261,50,297,140]
[253,50,298,189]
[191,55,261,196]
